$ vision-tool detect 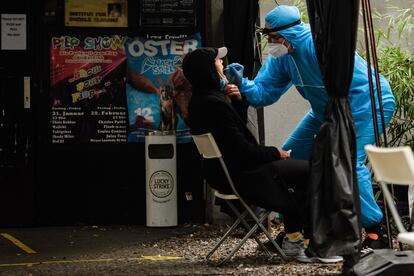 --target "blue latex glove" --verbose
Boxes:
[224,63,244,88]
